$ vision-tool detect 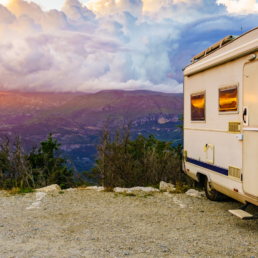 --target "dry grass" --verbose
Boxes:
[8,187,20,195]
[0,187,35,196]
[113,193,136,198]
[141,193,154,198]
[103,187,114,192]
[121,193,136,197]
